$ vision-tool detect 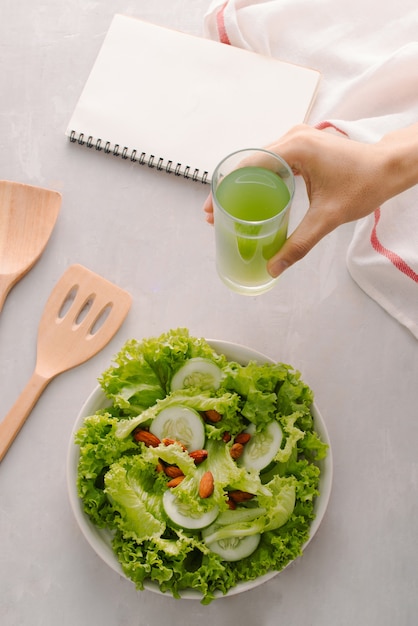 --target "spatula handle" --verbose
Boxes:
[0,275,14,313]
[0,371,50,462]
